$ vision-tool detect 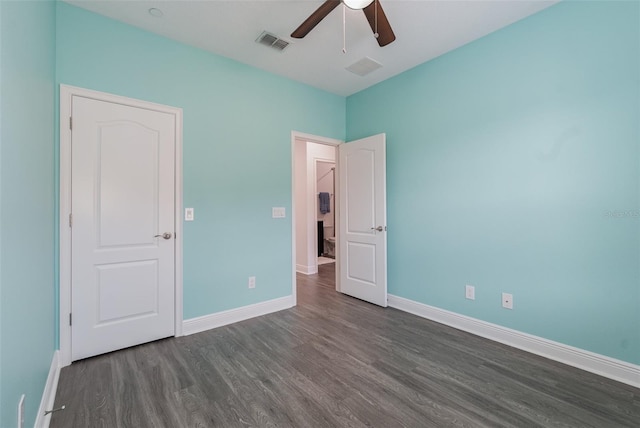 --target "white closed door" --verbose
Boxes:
[71,95,176,361]
[338,134,387,307]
